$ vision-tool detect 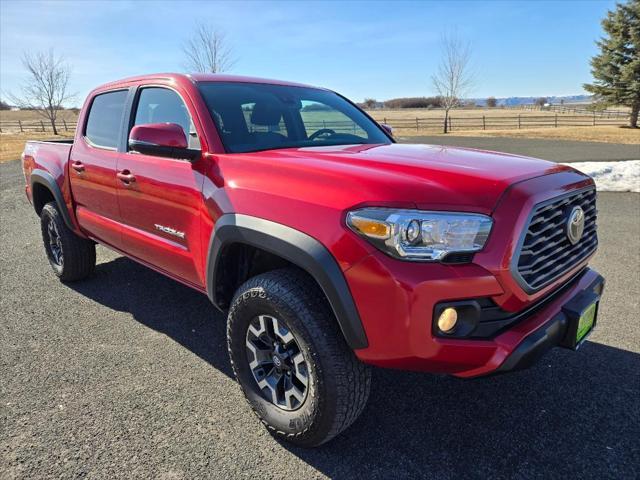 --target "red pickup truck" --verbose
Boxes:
[22,73,604,446]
